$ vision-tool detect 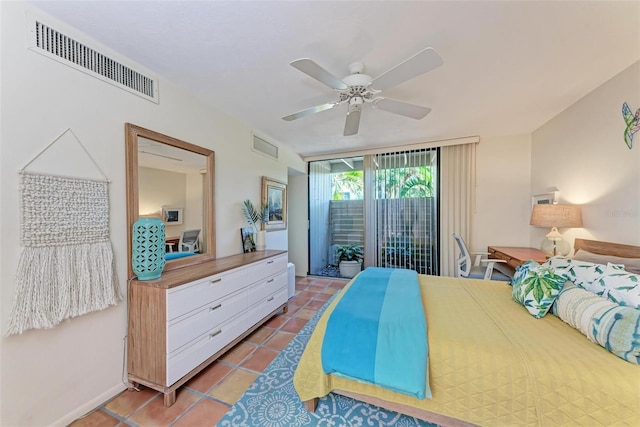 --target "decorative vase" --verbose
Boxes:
[256,230,266,251]
[132,217,166,280]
